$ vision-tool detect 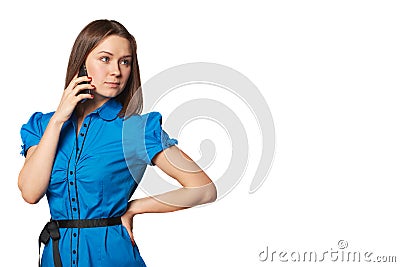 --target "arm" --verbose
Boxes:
[132,145,217,212]
[18,76,94,204]
[18,119,64,204]
[121,145,217,242]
